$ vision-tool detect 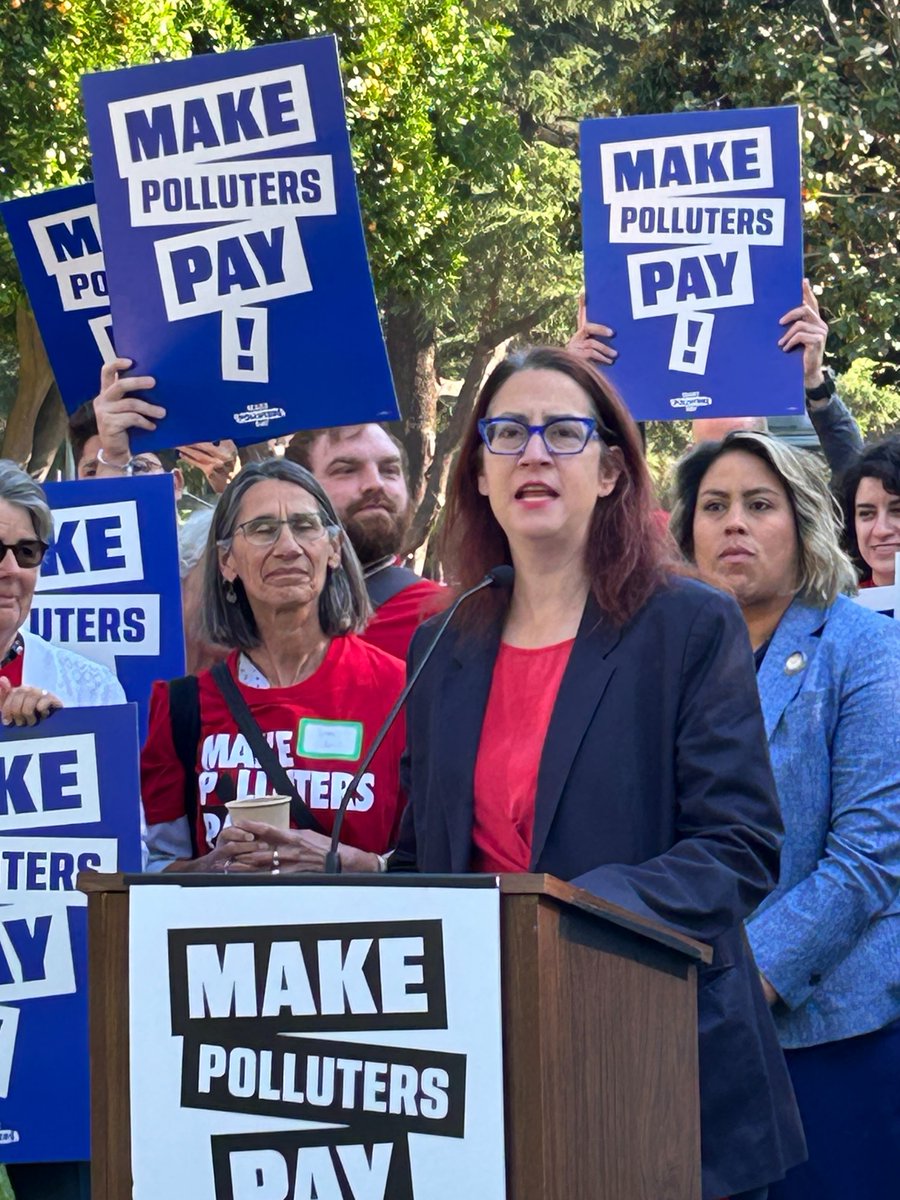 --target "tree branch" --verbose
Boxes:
[1,305,54,468]
[819,0,844,46]
[403,293,573,557]
[476,295,572,349]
